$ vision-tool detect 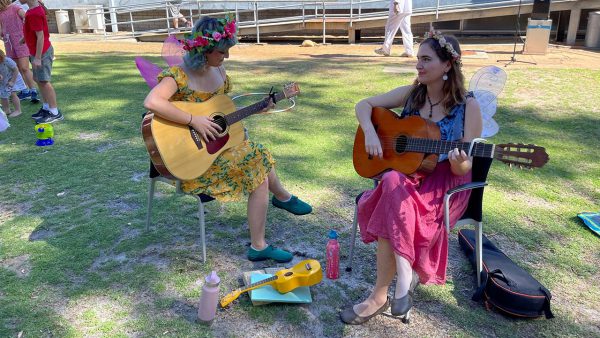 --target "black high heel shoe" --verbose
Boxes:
[391,270,420,323]
[340,298,390,325]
